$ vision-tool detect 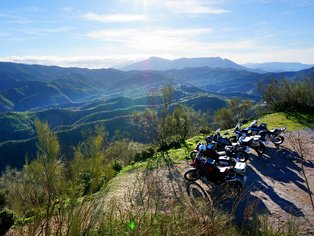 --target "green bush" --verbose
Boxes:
[258,78,314,114]
[0,209,14,234]
[112,160,123,172]
[134,147,155,162]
